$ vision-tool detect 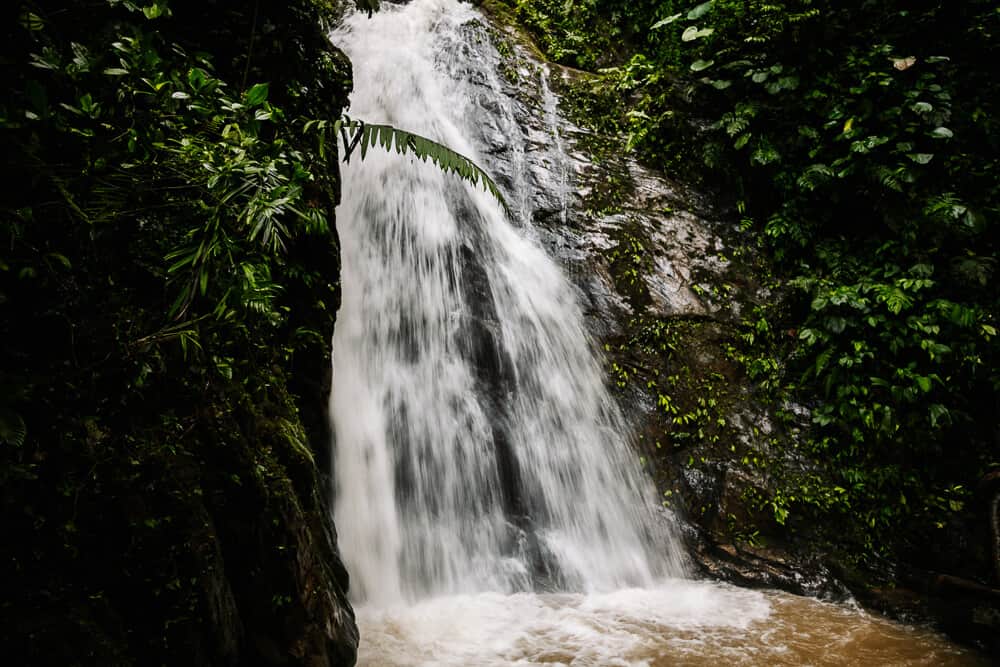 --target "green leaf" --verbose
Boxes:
[825,316,847,334]
[682,26,714,42]
[928,404,949,428]
[20,11,44,31]
[188,67,208,90]
[142,2,169,19]
[341,120,508,212]
[687,1,715,20]
[799,328,820,345]
[930,126,953,139]
[650,13,683,29]
[690,59,715,72]
[0,408,26,447]
[245,83,269,107]
[907,153,934,164]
